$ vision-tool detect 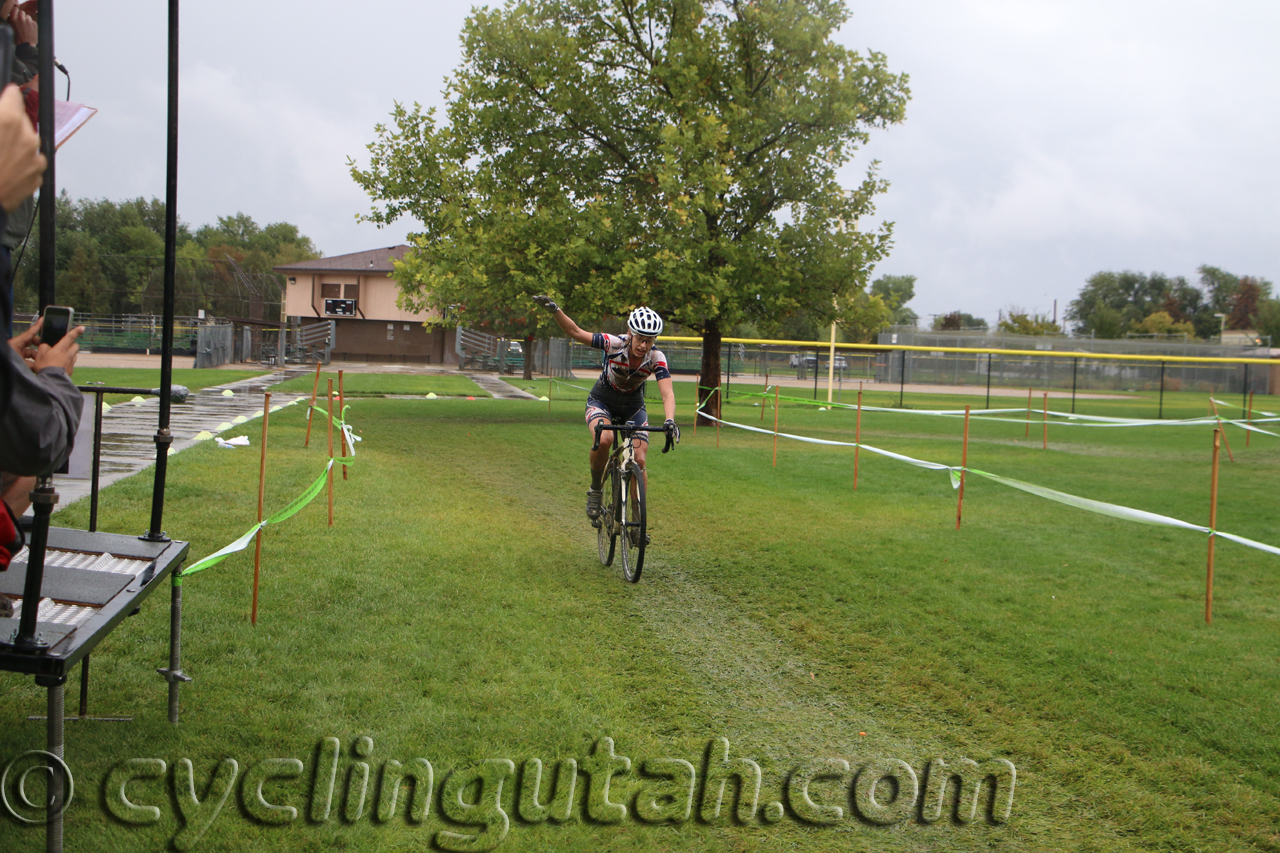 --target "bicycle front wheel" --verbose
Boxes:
[619,462,646,583]
[598,464,618,566]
